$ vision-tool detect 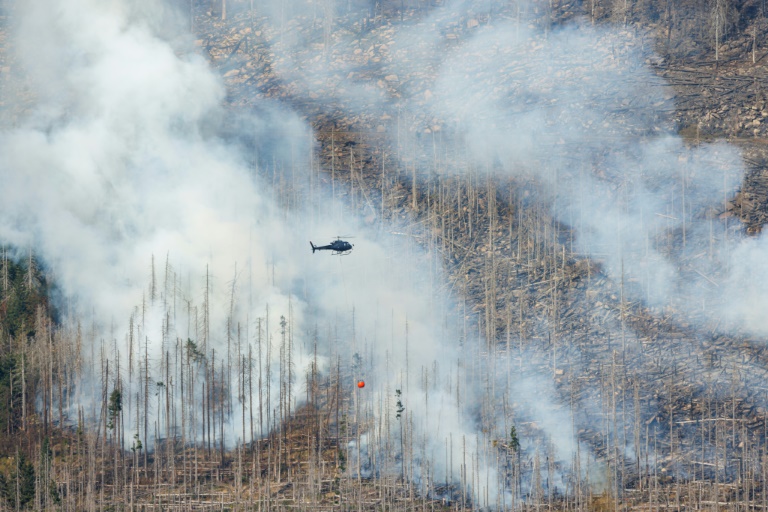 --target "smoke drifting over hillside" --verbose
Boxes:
[421,19,746,312]
[267,0,748,314]
[5,0,768,506]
